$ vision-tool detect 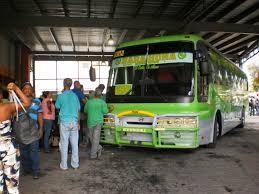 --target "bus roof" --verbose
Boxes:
[117,34,203,49]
